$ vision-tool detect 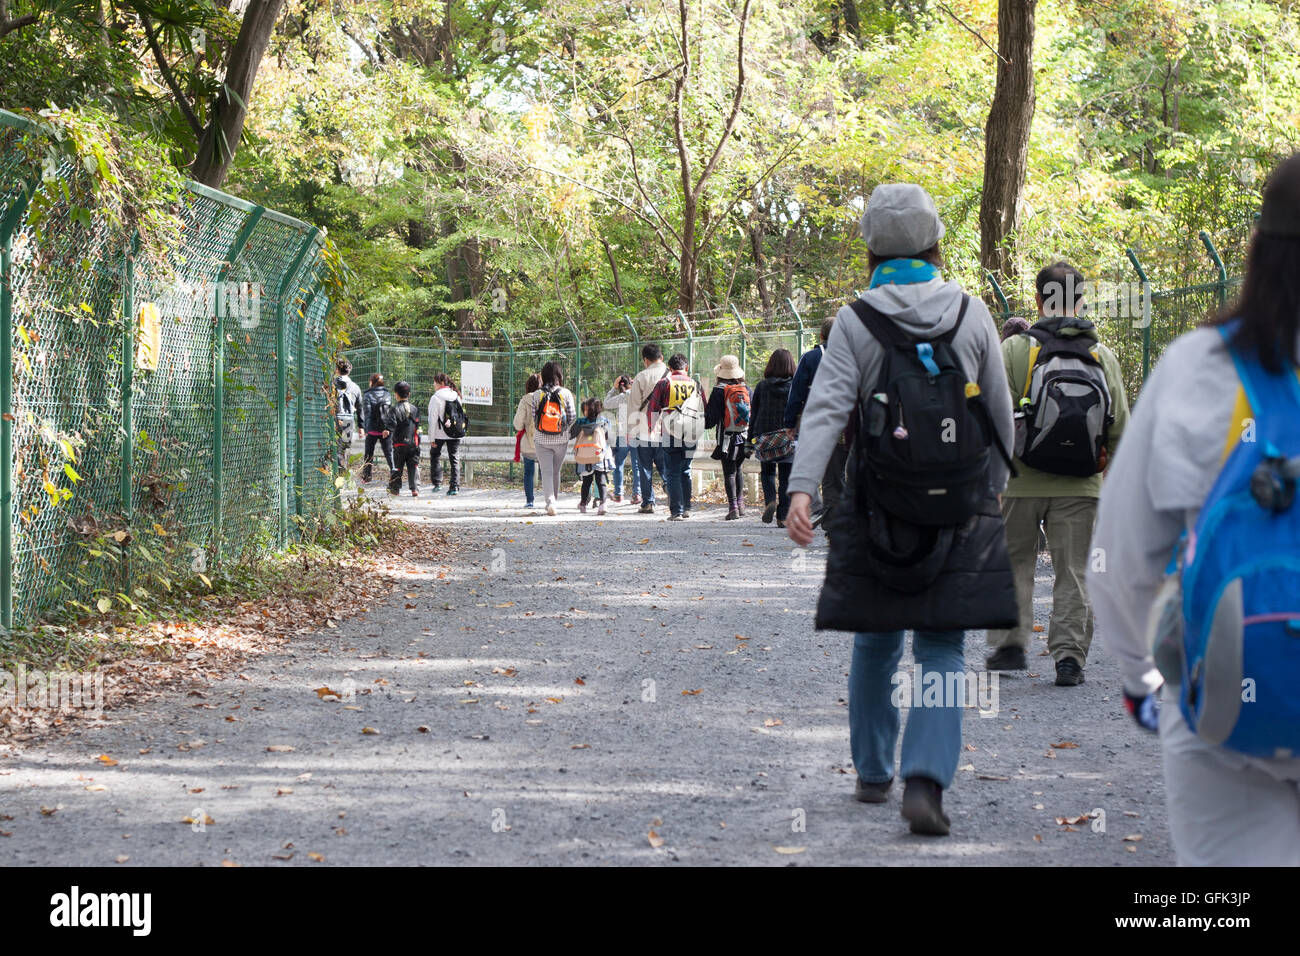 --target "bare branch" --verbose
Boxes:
[935,1,1008,64]
[692,0,752,201]
[141,14,206,141]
